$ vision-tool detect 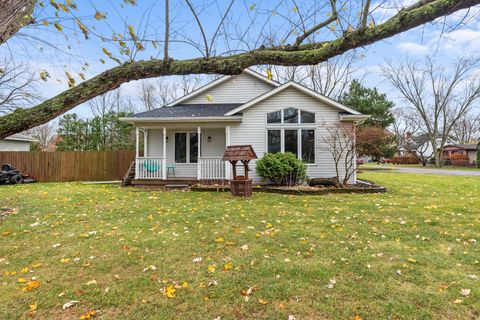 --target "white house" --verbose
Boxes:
[0,134,37,151]
[121,69,368,185]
